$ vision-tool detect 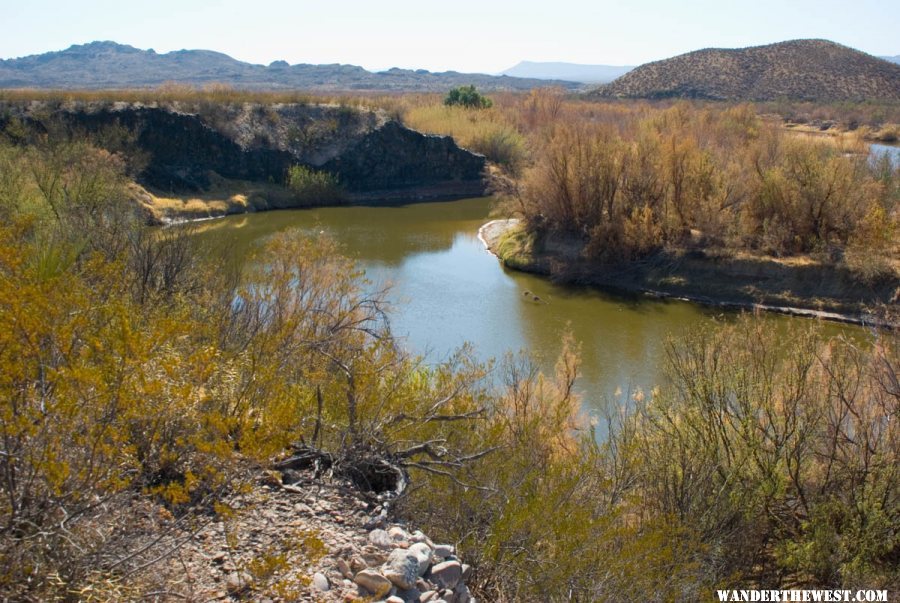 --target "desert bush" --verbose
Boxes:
[507,103,897,269]
[0,155,495,597]
[748,137,878,253]
[403,317,899,600]
[285,164,346,205]
[471,127,527,174]
[653,318,898,587]
[444,85,493,109]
